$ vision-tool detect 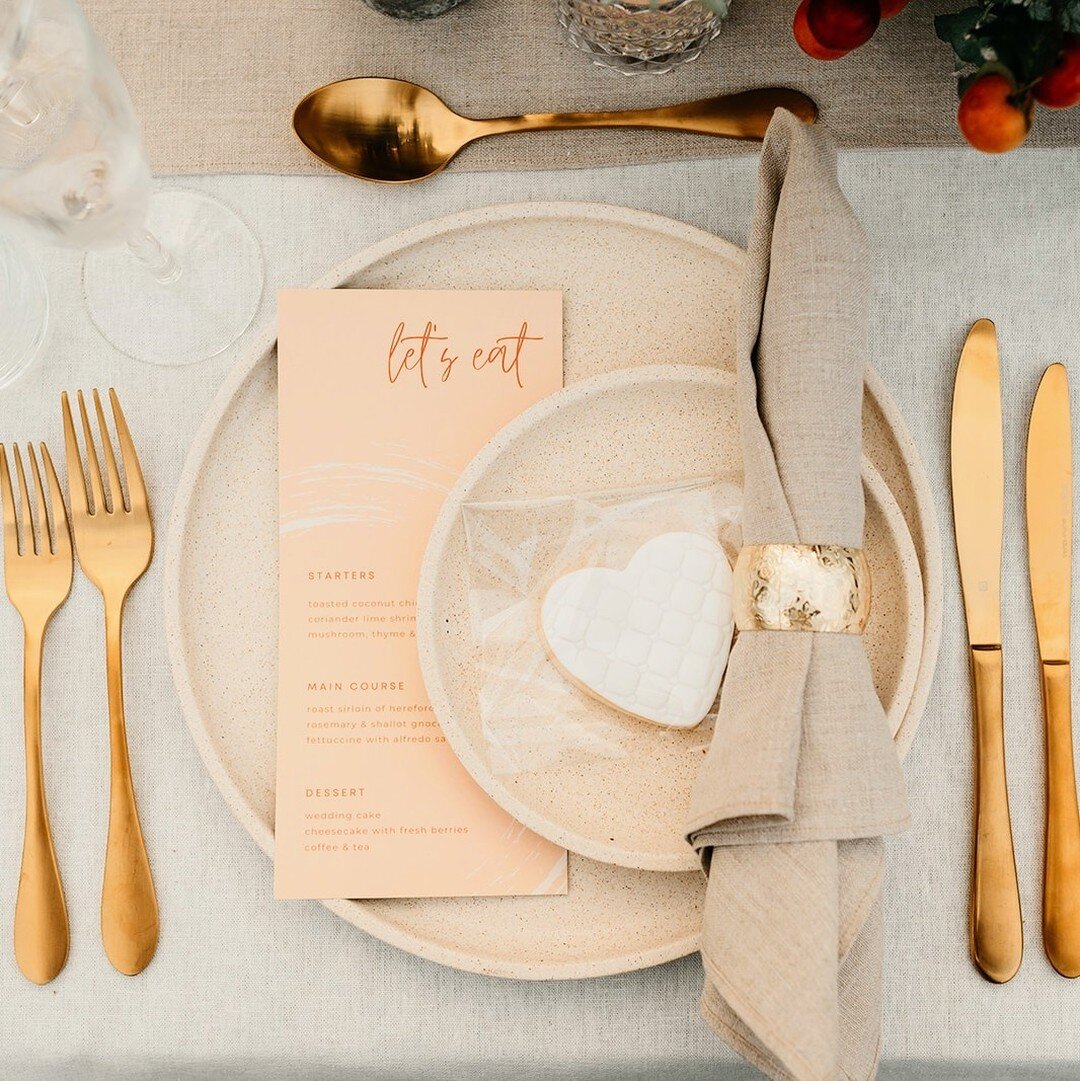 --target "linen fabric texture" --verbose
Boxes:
[83,0,1080,178]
